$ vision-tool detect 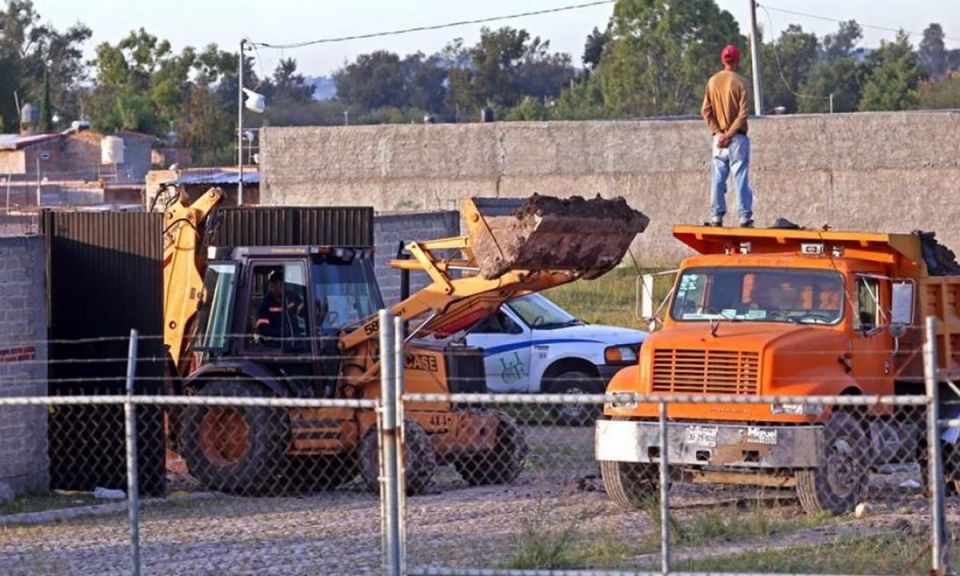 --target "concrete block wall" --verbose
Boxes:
[261,111,960,264]
[0,236,48,497]
[374,211,460,306]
